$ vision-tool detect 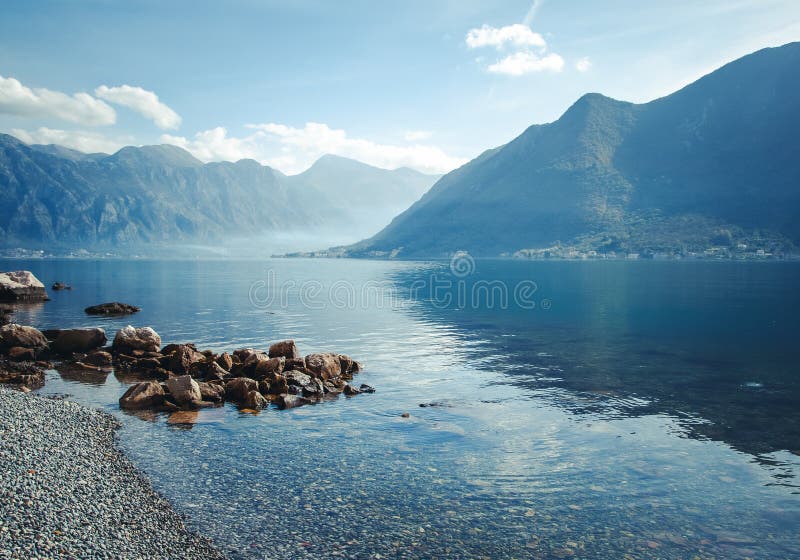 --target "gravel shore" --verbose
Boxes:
[0,387,225,559]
